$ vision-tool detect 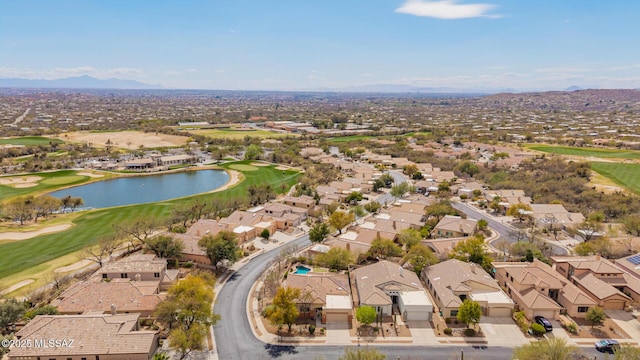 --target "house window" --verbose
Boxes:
[154,272,160,278]
[578,306,589,313]
[102,273,107,279]
[450,310,458,317]
[121,273,128,278]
